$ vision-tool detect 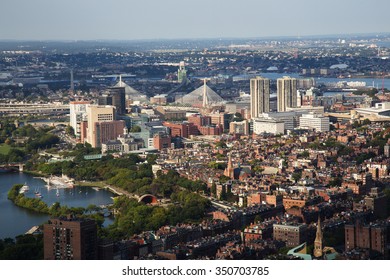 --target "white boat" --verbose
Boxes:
[19,183,30,194]
[56,187,60,197]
